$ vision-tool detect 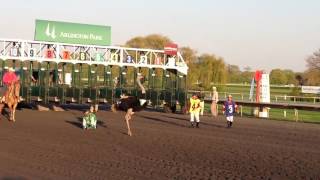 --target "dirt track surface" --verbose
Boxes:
[0,109,319,180]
